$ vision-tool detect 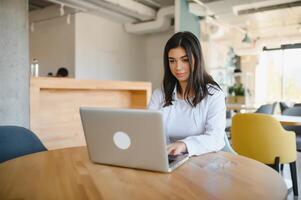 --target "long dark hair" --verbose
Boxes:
[163,31,221,107]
